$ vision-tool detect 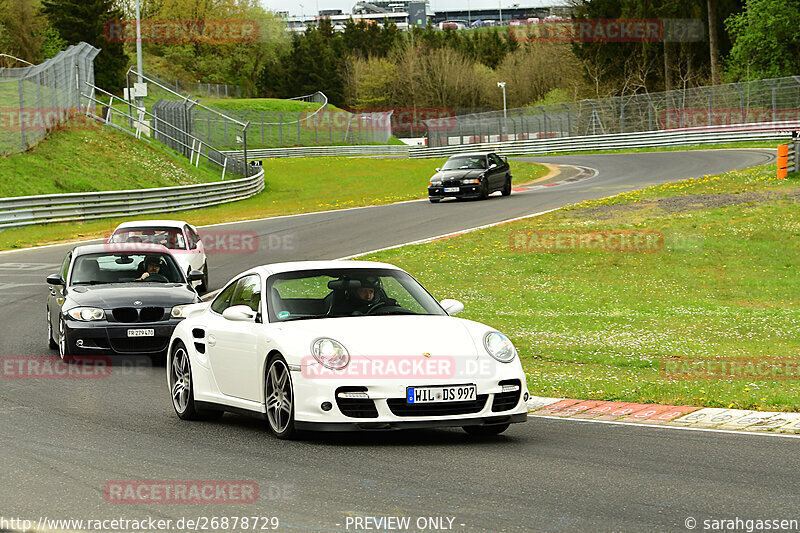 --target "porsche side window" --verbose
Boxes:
[231,275,262,312]
[211,282,237,314]
[381,277,426,314]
